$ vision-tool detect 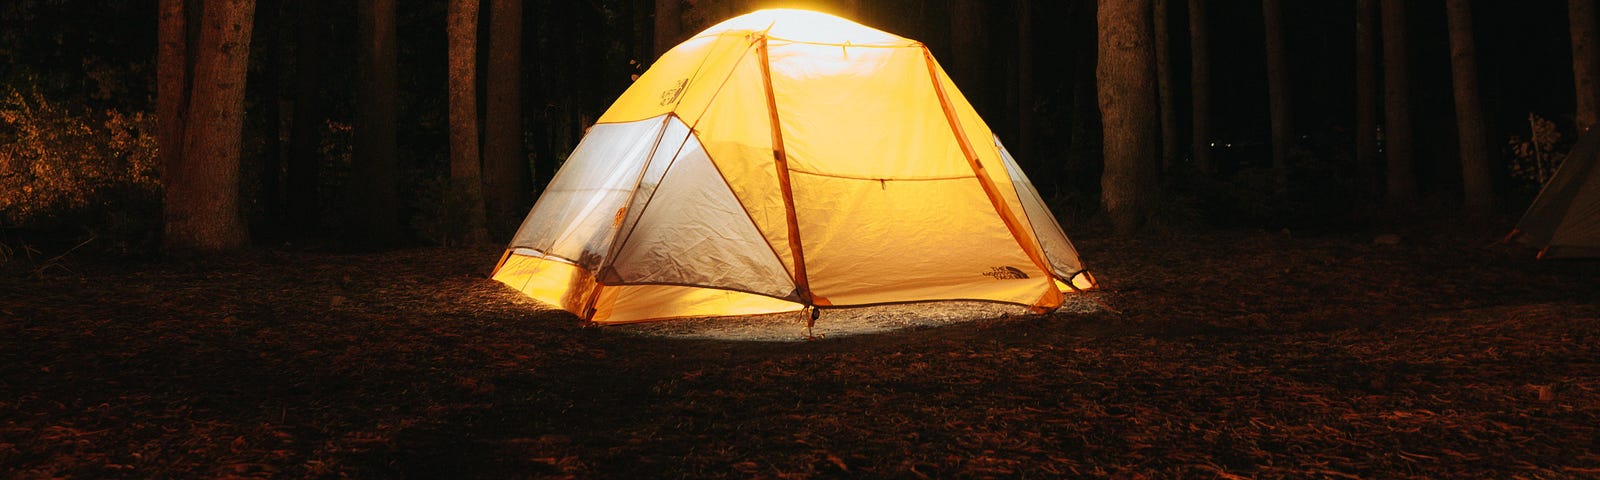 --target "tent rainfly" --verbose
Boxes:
[1509,128,1600,259]
[492,9,1096,324]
